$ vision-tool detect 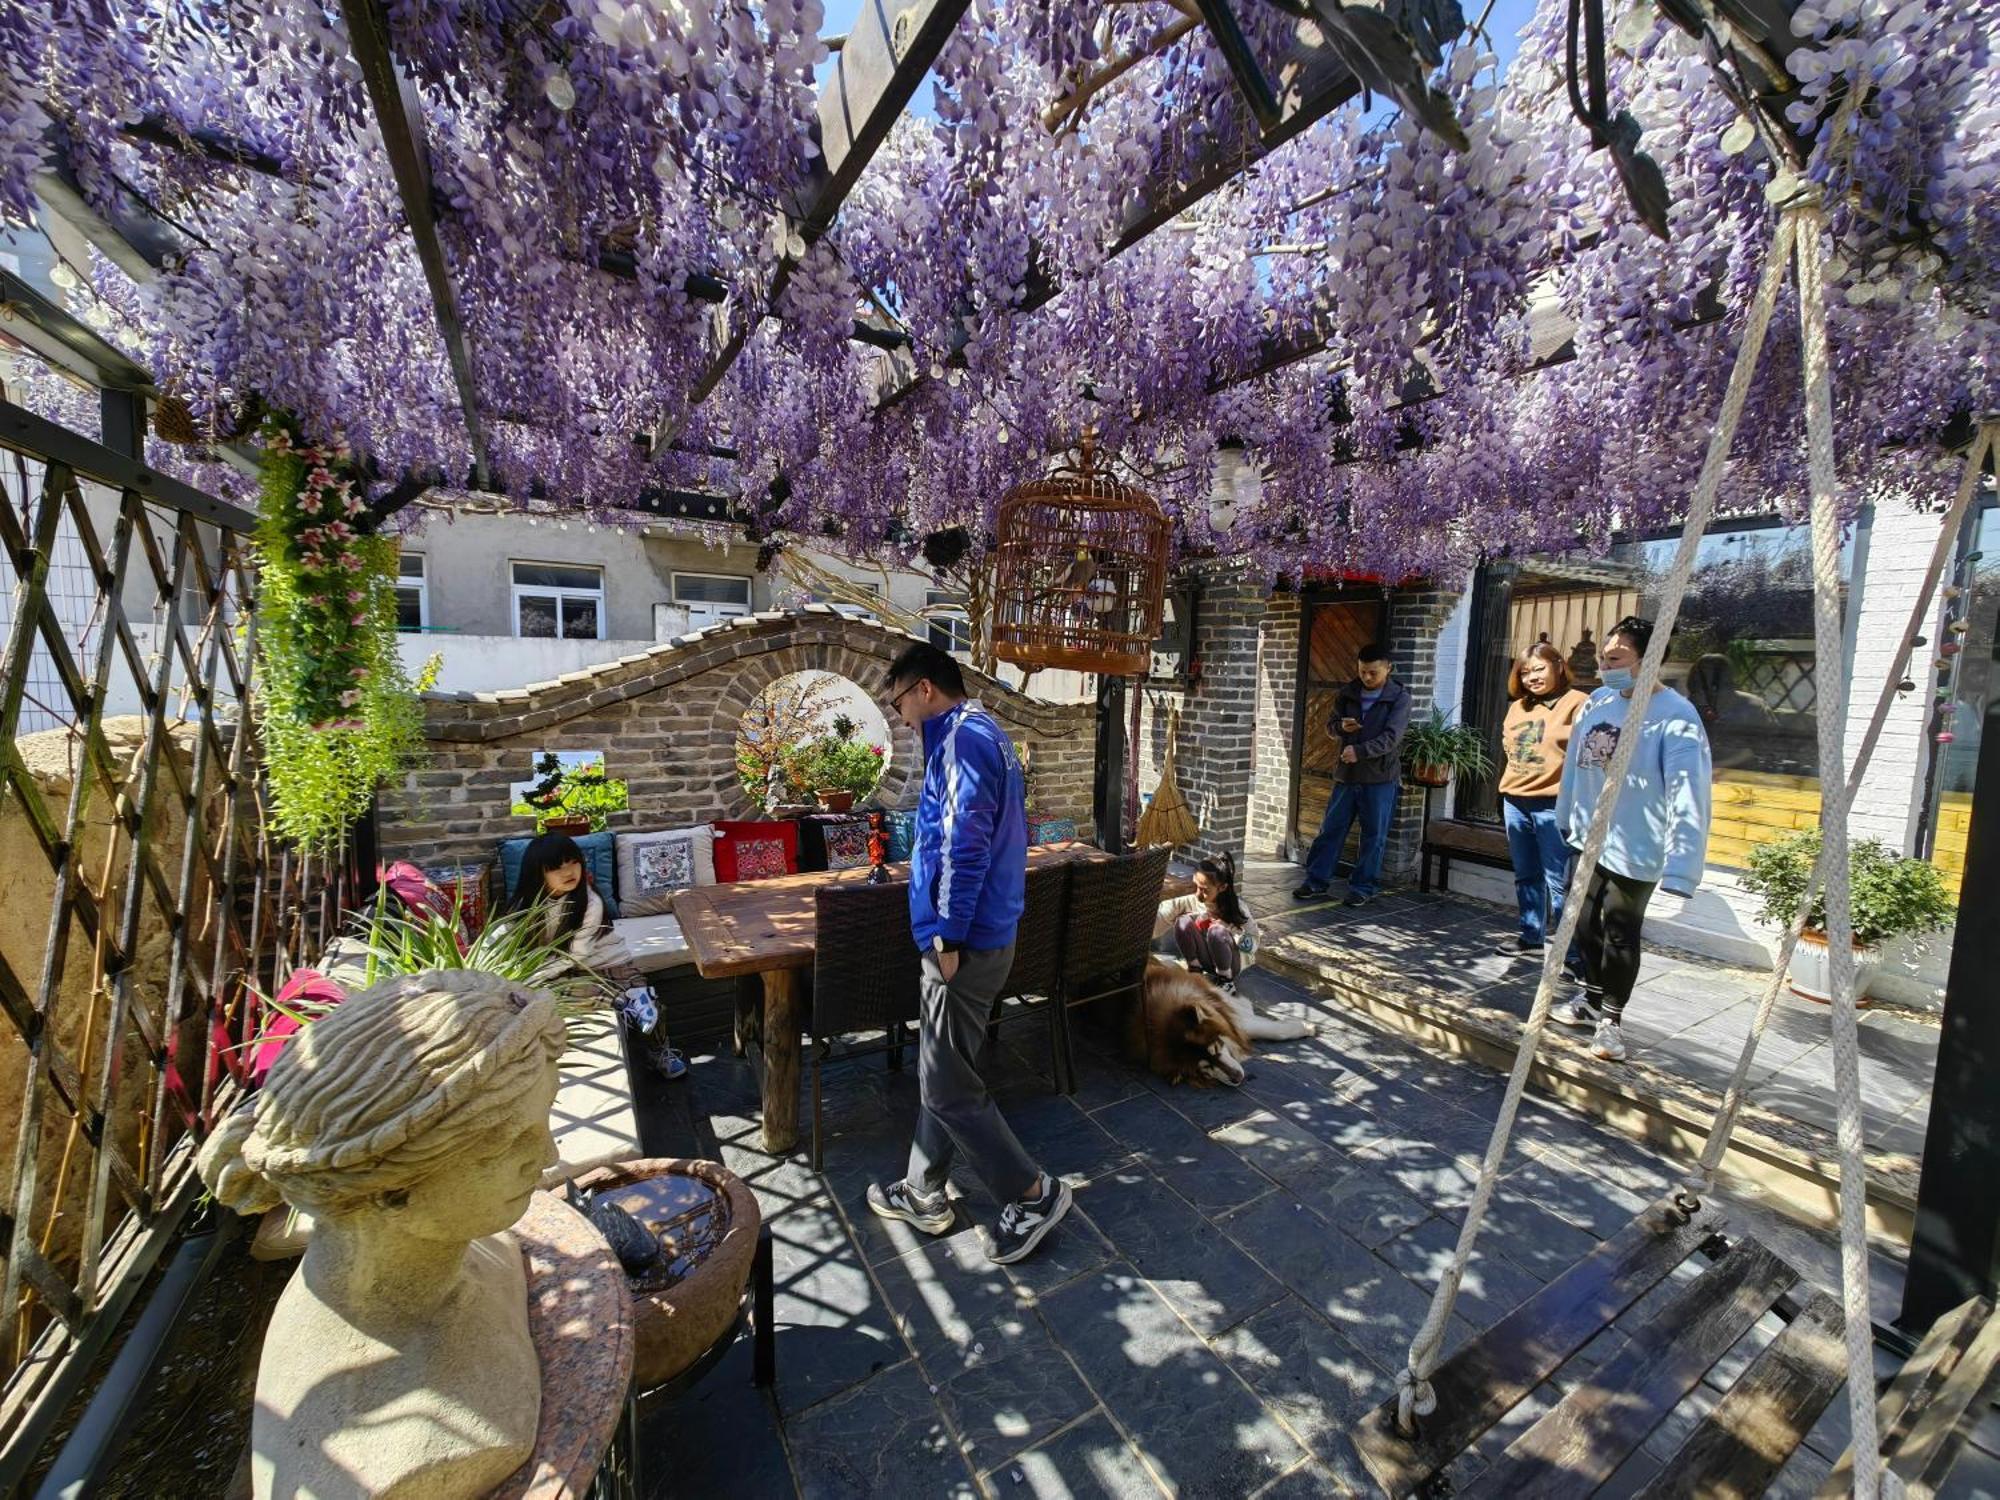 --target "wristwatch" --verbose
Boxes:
[932,935,960,955]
